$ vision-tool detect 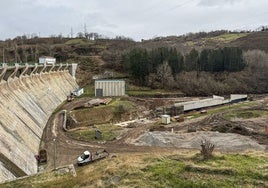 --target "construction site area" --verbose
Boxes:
[40,94,268,171]
[0,63,267,186]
